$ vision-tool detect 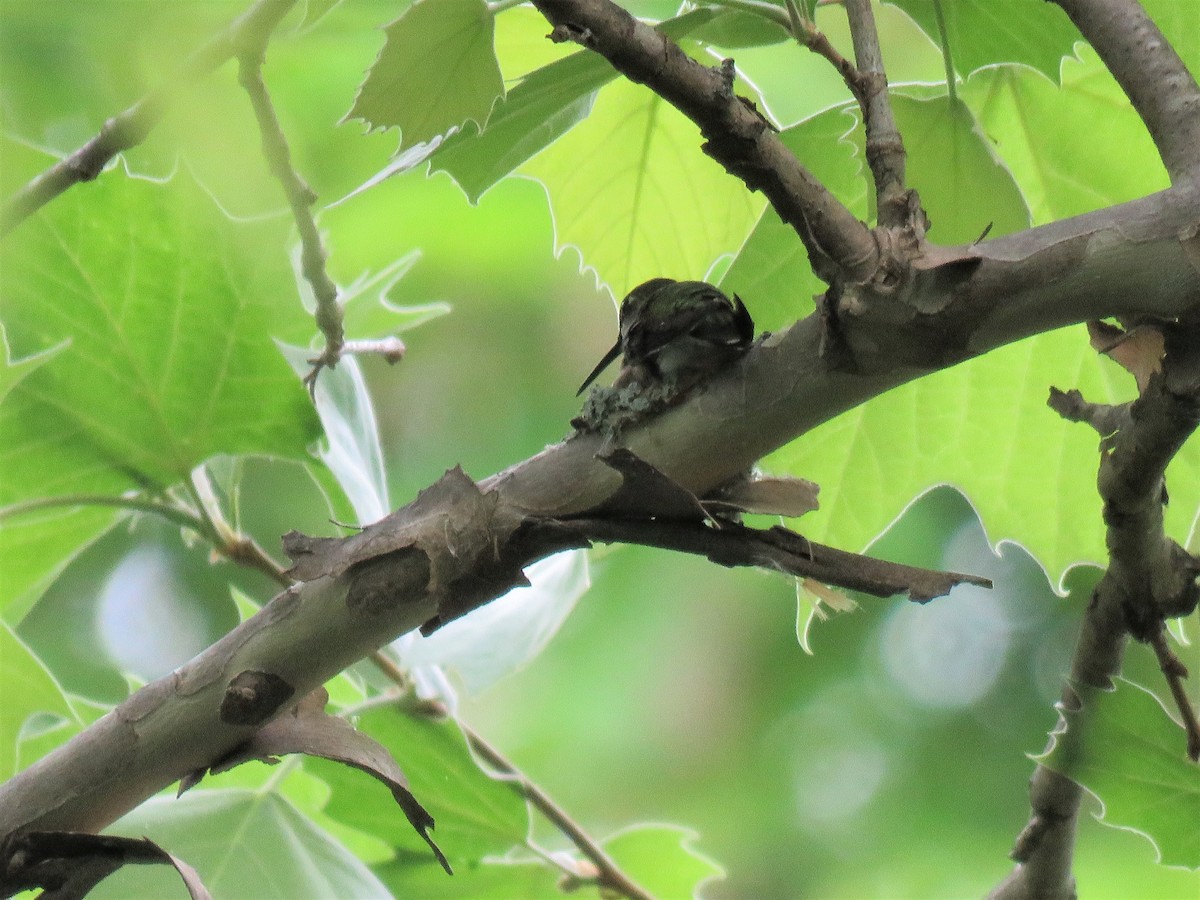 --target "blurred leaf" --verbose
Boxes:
[1038,679,1200,869]
[961,47,1169,223]
[0,507,118,622]
[0,322,65,404]
[314,707,529,866]
[97,790,390,899]
[523,76,764,296]
[894,93,1030,242]
[301,0,343,30]
[603,824,724,898]
[346,0,504,150]
[886,0,1081,81]
[1,167,318,619]
[398,550,590,695]
[1,622,80,779]
[281,347,389,524]
[375,856,562,898]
